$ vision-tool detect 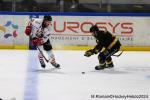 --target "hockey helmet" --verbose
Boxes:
[44,15,52,21]
[90,25,99,33]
